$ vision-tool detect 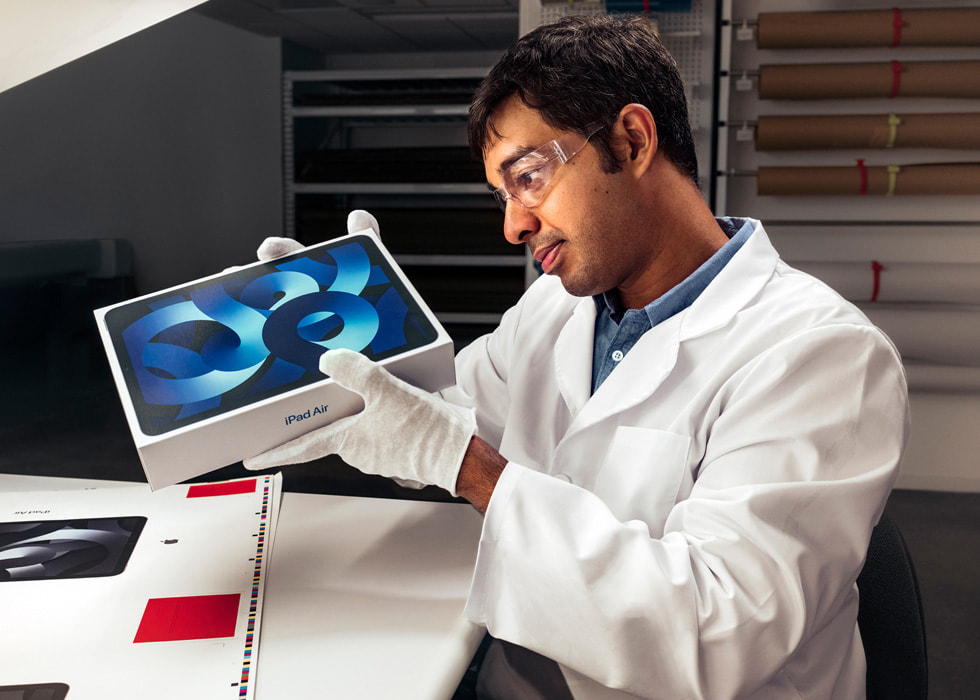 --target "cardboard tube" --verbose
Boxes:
[758,8,980,48]
[904,364,980,393]
[758,61,980,100]
[757,163,980,196]
[862,308,980,367]
[793,262,980,304]
[755,113,980,150]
